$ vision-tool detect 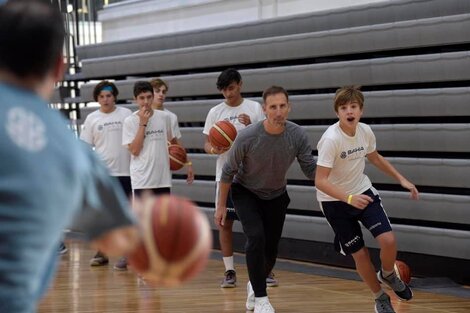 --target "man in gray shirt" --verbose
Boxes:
[215,86,316,313]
